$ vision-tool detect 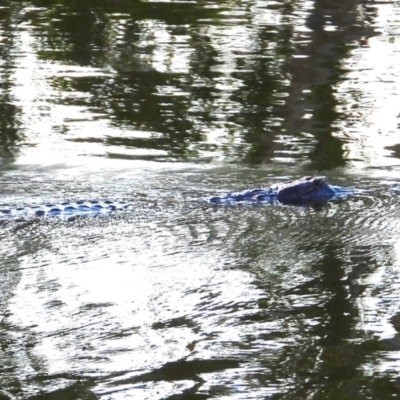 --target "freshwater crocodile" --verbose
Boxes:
[0,176,353,219]
[209,176,354,205]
